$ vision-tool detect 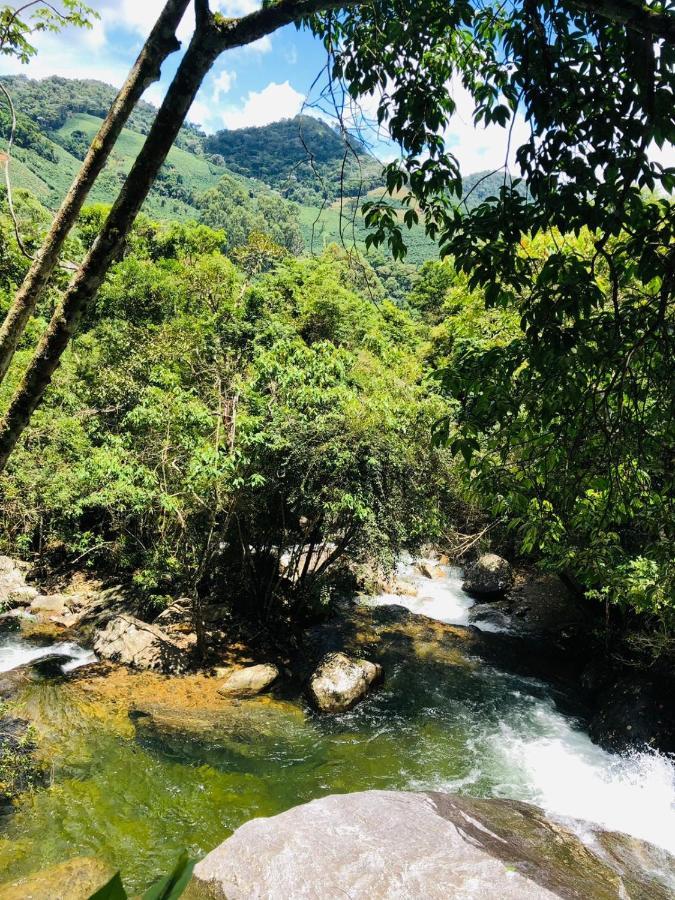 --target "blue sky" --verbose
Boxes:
[3,1,673,172]
[0,0,541,173]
